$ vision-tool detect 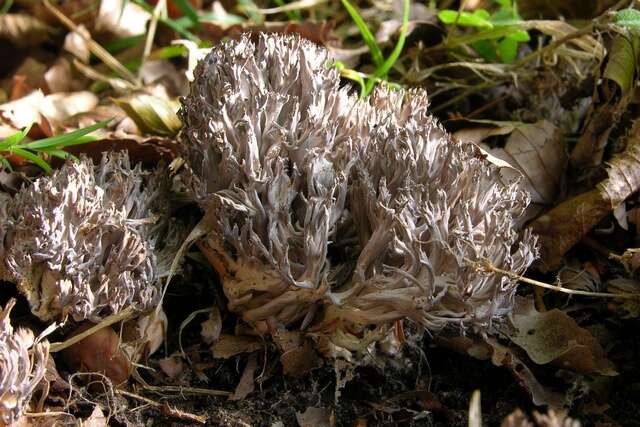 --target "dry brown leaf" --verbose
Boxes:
[0,90,45,129]
[5,58,48,96]
[486,338,565,408]
[63,25,91,64]
[200,307,222,345]
[509,297,616,376]
[0,14,52,47]
[229,354,257,401]
[211,335,262,359]
[269,323,322,376]
[296,407,334,427]
[60,323,131,386]
[570,93,631,170]
[94,0,150,37]
[530,120,640,271]
[83,405,108,427]
[521,20,605,61]
[59,106,179,165]
[114,94,181,136]
[484,121,566,205]
[0,90,99,136]
[158,354,185,380]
